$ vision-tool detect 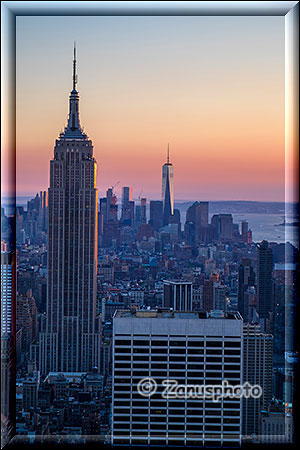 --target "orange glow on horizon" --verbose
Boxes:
[15,15,286,202]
